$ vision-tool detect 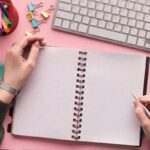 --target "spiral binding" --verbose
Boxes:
[71,51,87,140]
